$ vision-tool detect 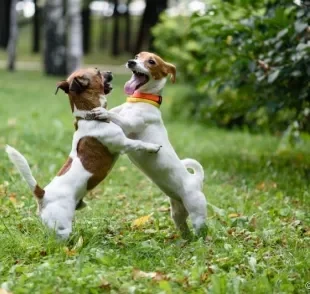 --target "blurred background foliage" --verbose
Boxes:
[153,0,310,138]
[1,0,310,140]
